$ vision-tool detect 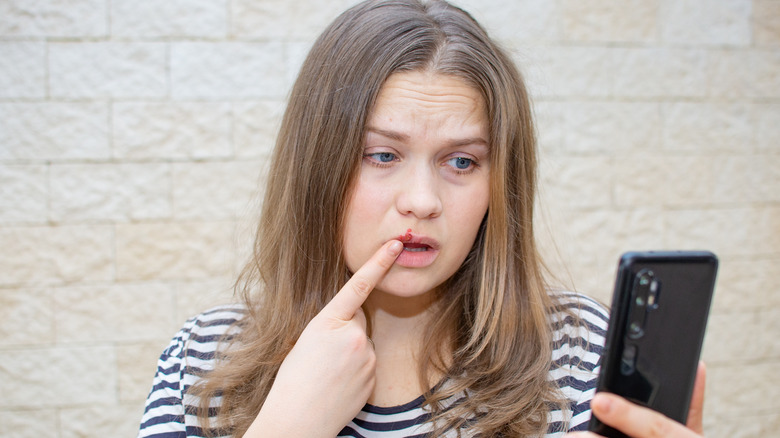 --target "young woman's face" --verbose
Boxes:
[342,71,490,300]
